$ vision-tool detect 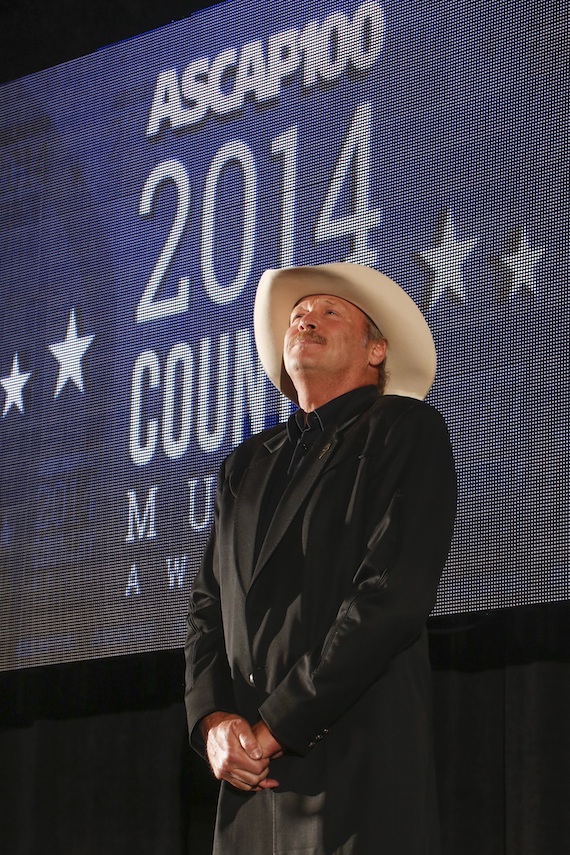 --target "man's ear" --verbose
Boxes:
[368,339,387,367]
